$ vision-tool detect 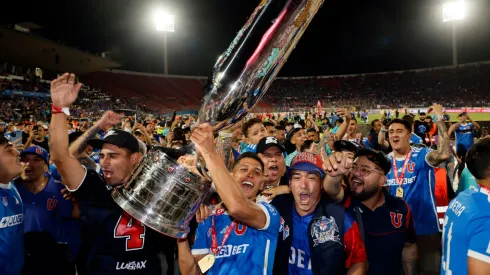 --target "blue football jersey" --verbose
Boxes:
[15,176,73,237]
[386,147,440,235]
[441,185,490,275]
[454,123,474,151]
[191,202,280,275]
[0,182,24,275]
[410,133,423,145]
